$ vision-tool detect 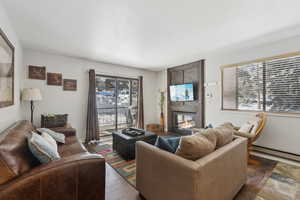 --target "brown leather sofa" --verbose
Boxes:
[0,120,105,200]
